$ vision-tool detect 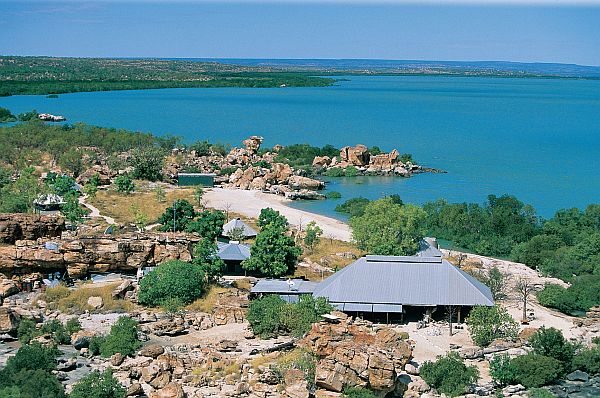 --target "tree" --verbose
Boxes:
[193,185,204,208]
[192,239,225,282]
[489,353,517,387]
[0,107,16,123]
[350,198,427,255]
[257,207,289,230]
[131,205,149,232]
[154,185,166,203]
[529,327,577,371]
[61,193,85,224]
[131,147,164,181]
[185,209,225,240]
[479,266,508,300]
[303,221,323,253]
[515,277,535,323]
[158,199,196,232]
[59,148,84,177]
[227,226,246,242]
[335,197,370,218]
[51,175,78,197]
[98,316,141,358]
[511,354,562,388]
[114,174,135,194]
[420,352,479,397]
[243,224,301,277]
[138,260,205,307]
[70,370,126,398]
[466,305,518,347]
